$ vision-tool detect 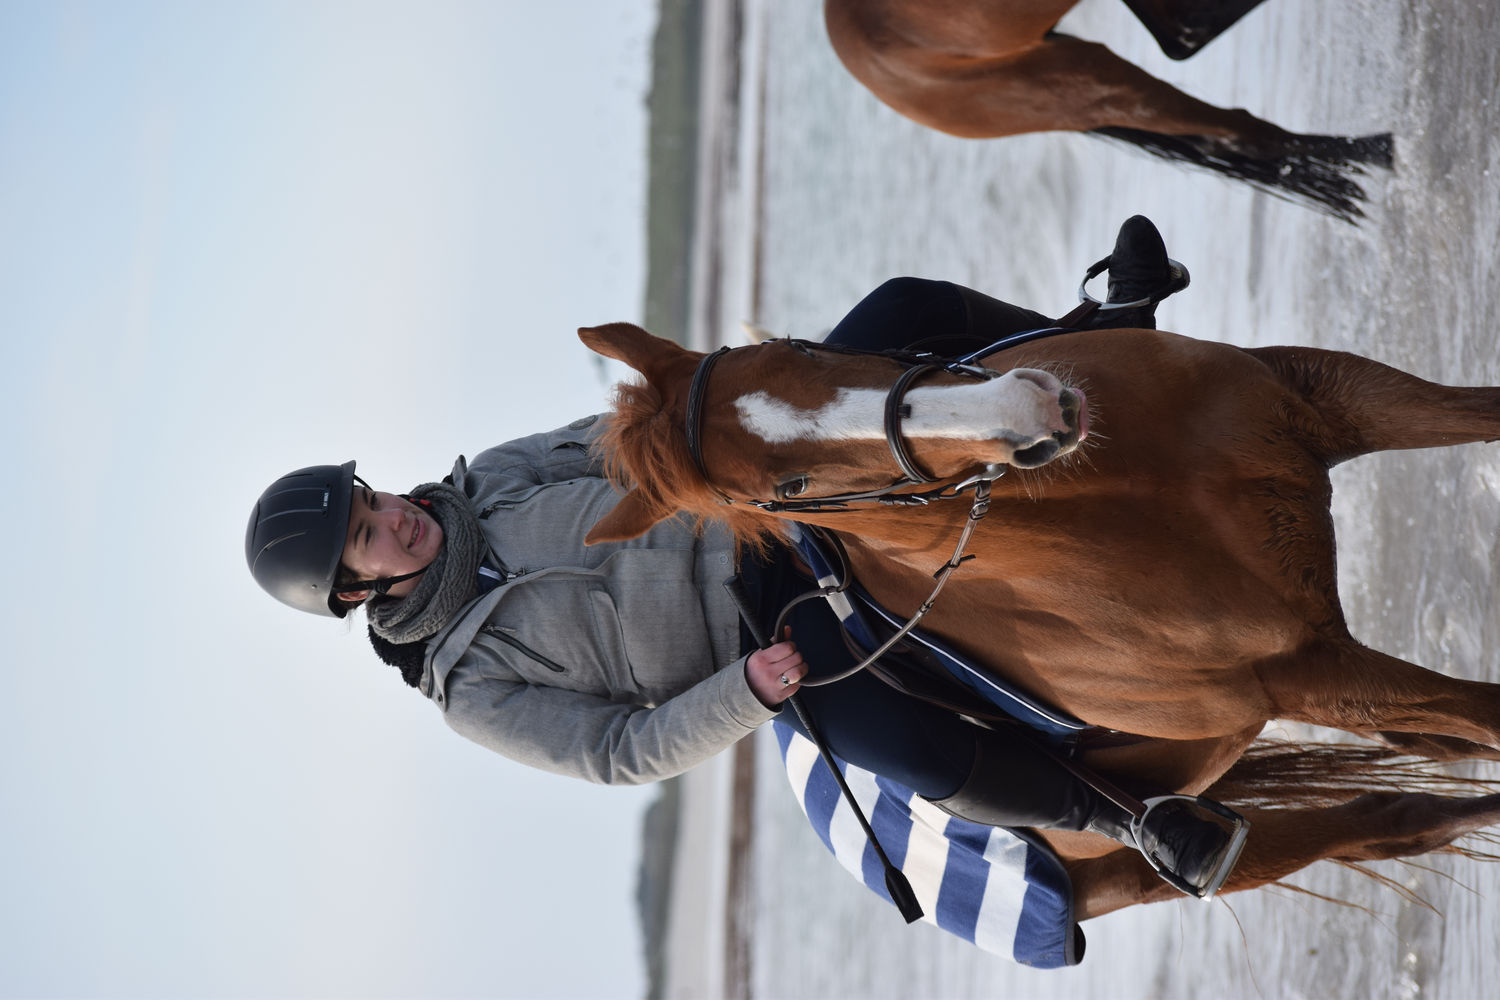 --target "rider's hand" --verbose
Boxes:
[746,629,807,708]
